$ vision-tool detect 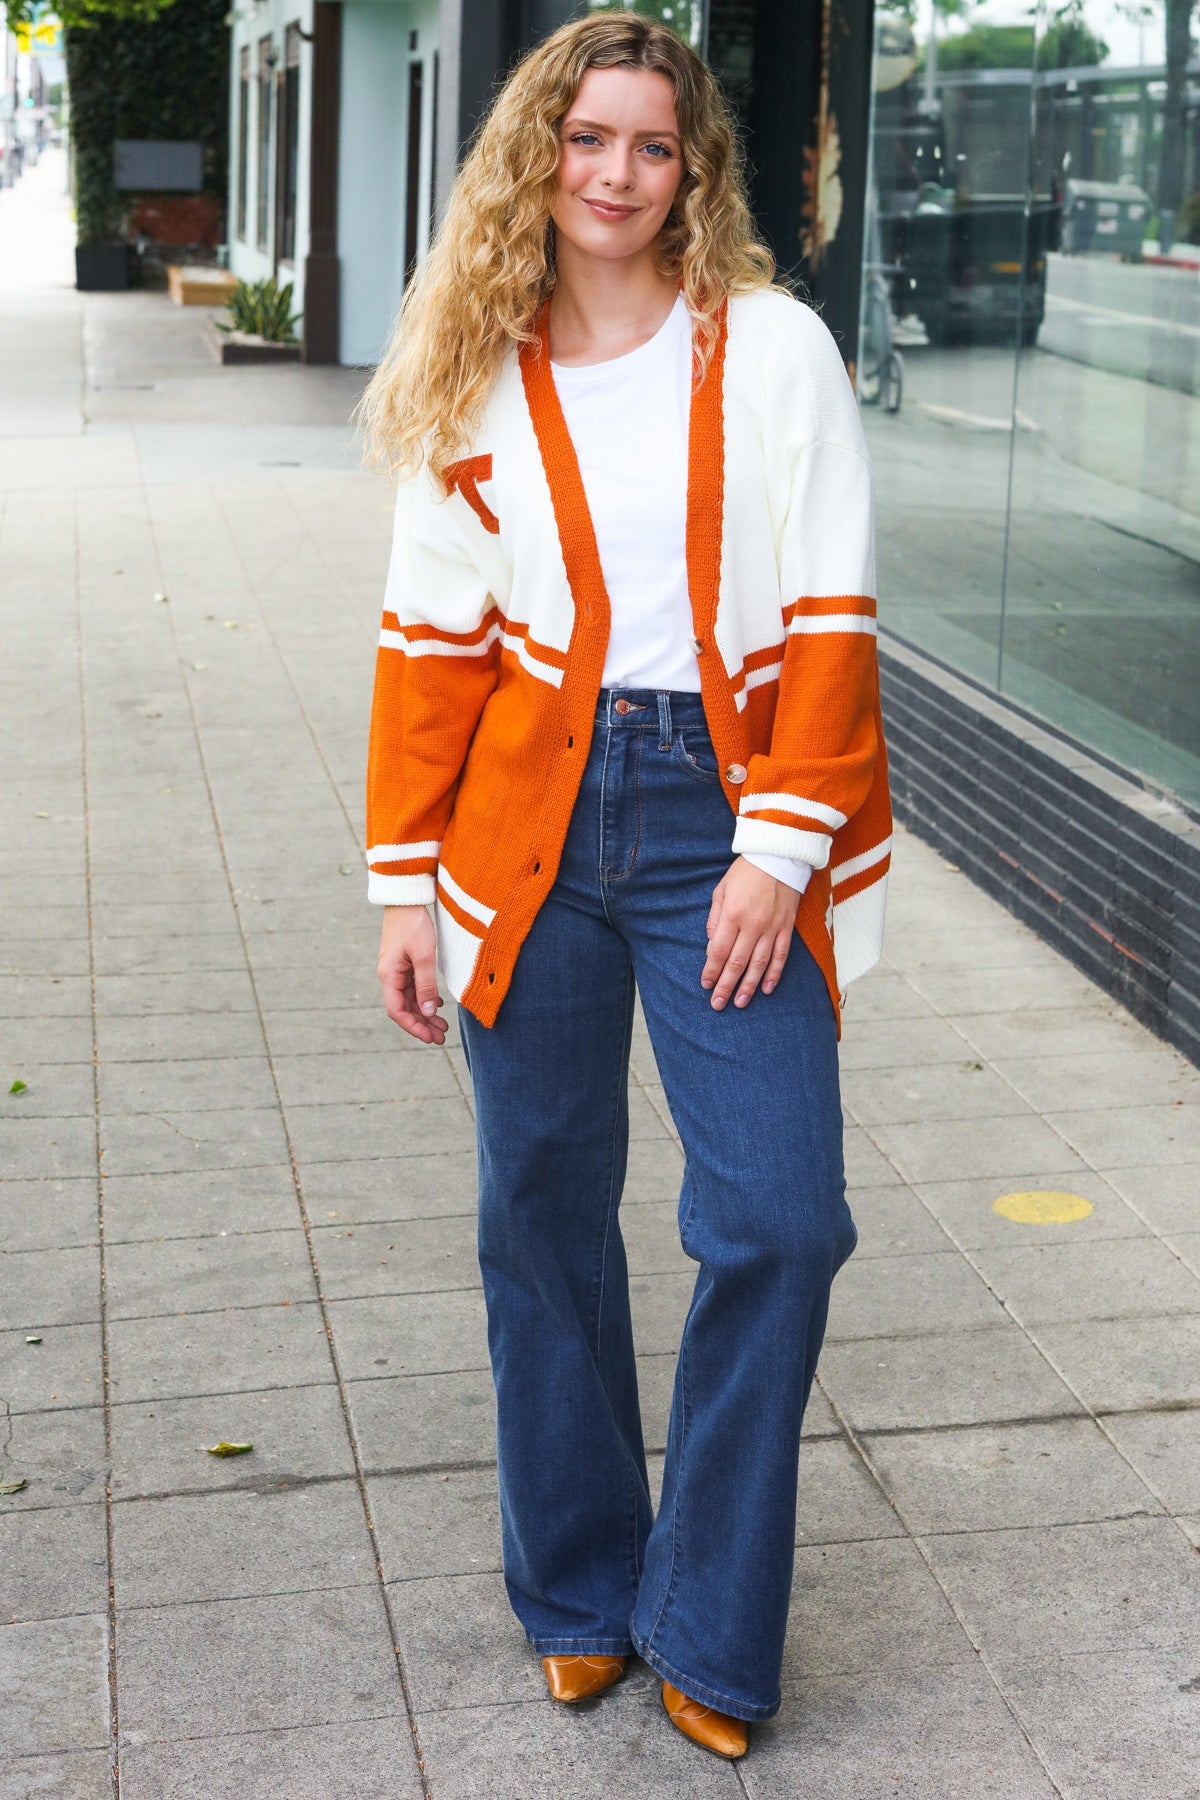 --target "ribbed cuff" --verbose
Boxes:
[731,816,831,869]
[367,871,436,906]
